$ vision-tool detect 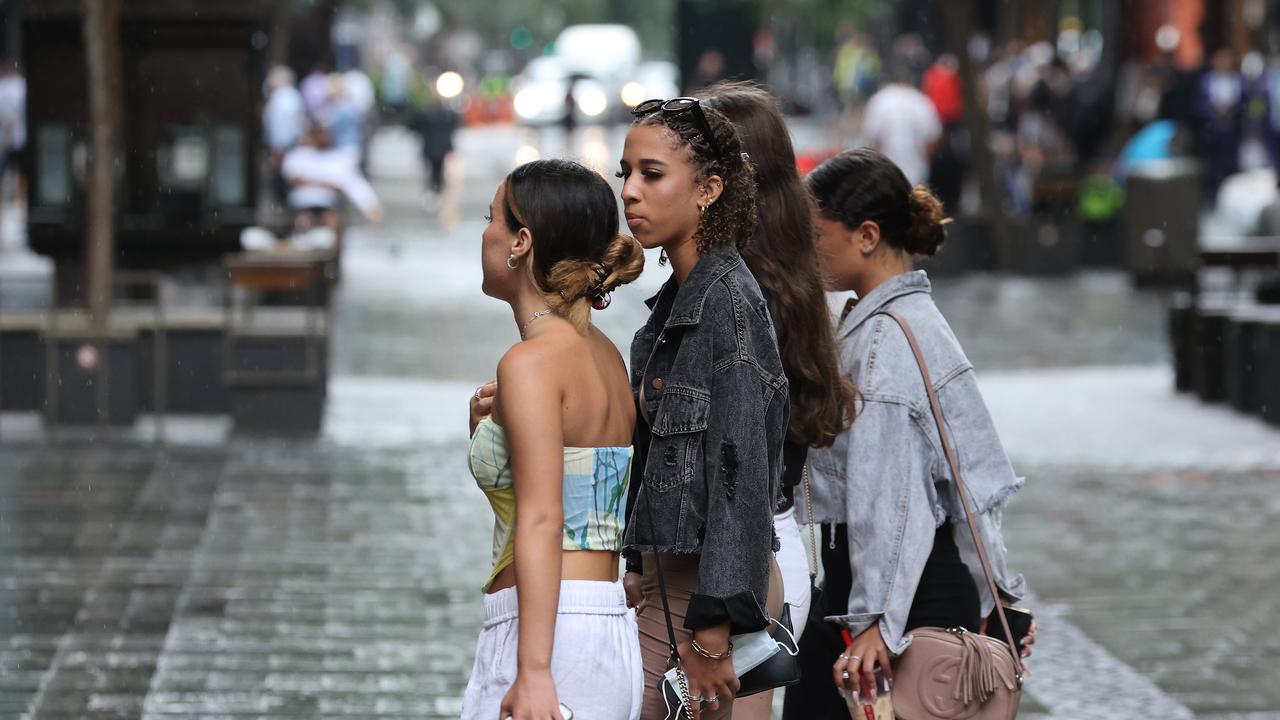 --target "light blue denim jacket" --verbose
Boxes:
[804,270,1027,654]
